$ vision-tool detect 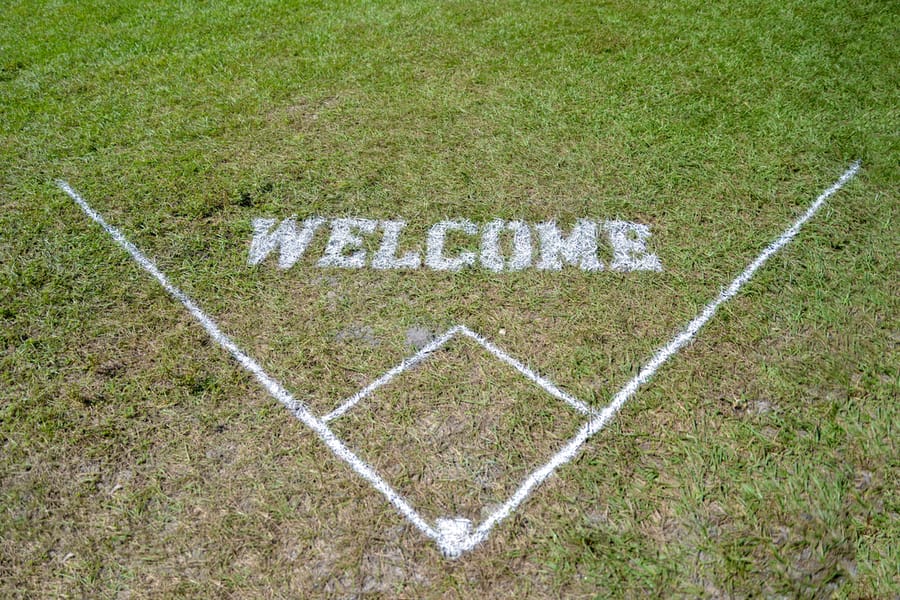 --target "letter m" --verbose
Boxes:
[248,217,325,269]
[535,220,603,271]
